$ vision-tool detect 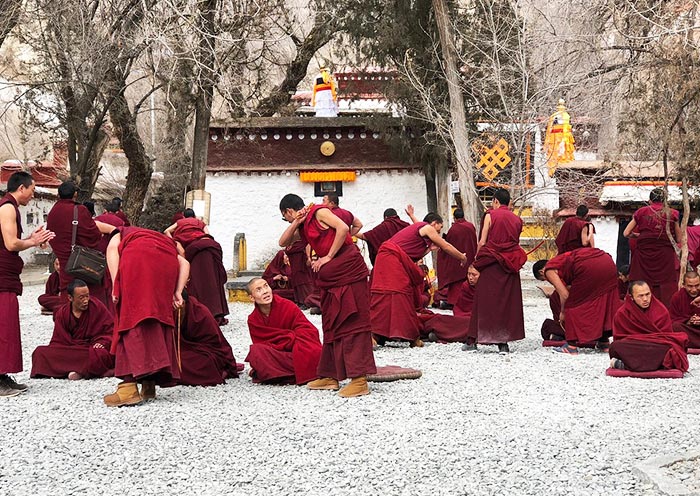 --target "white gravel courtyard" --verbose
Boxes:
[1,275,697,496]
